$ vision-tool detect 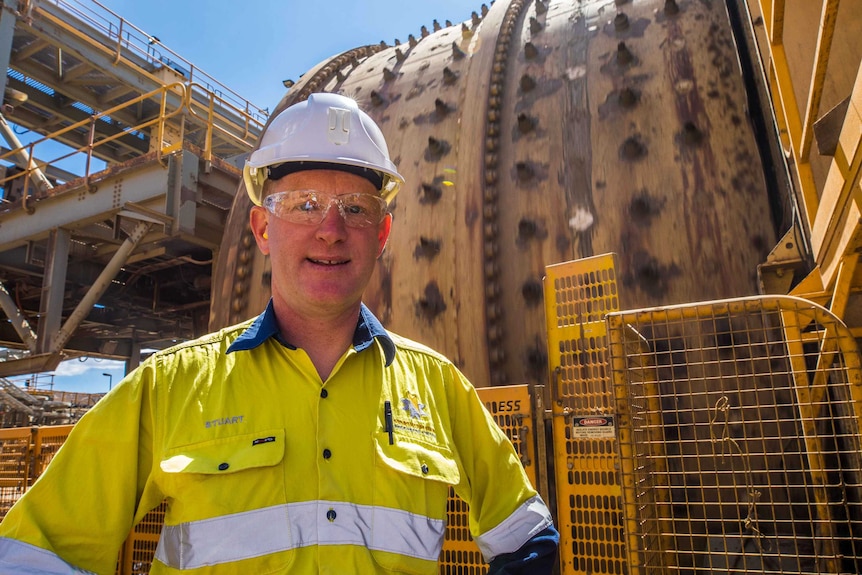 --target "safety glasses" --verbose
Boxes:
[263,190,388,228]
